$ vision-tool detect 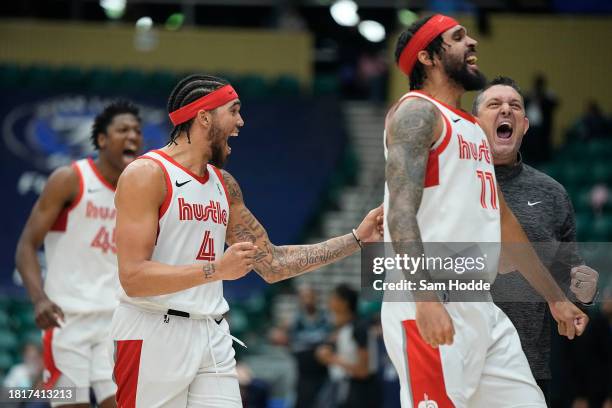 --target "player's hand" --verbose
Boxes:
[315,344,335,365]
[355,204,384,243]
[34,297,64,329]
[215,242,258,280]
[570,265,599,304]
[415,301,455,348]
[548,300,589,340]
